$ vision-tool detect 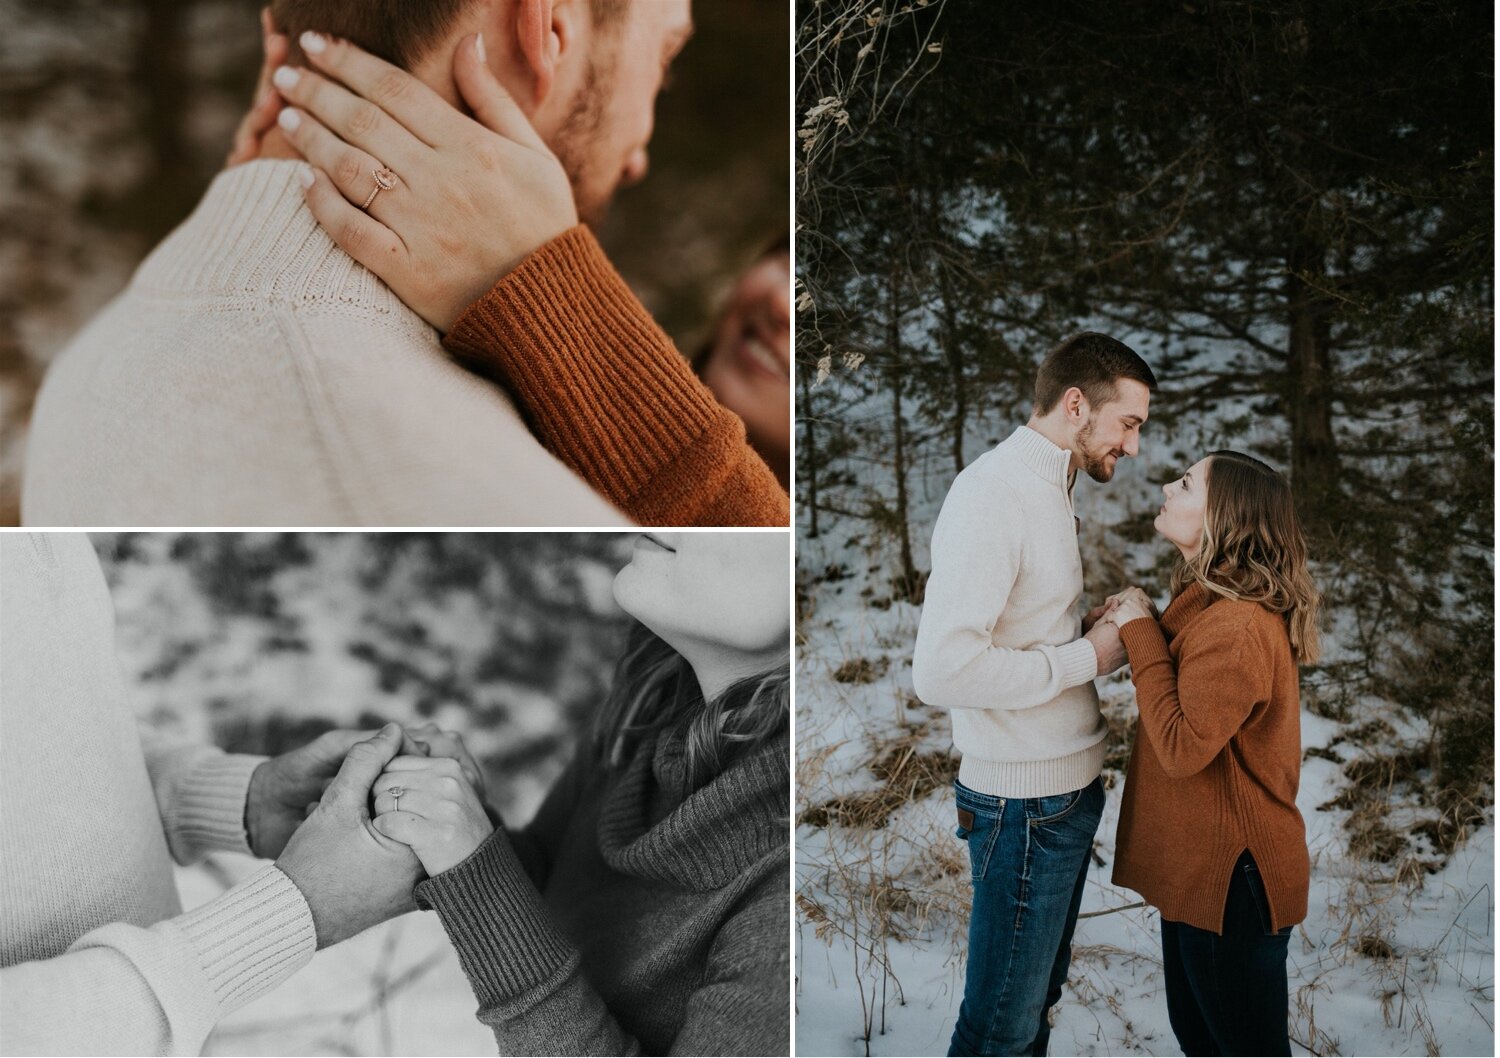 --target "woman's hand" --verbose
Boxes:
[371,754,496,877]
[271,30,577,331]
[226,8,289,167]
[1082,596,1121,633]
[1107,586,1157,627]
